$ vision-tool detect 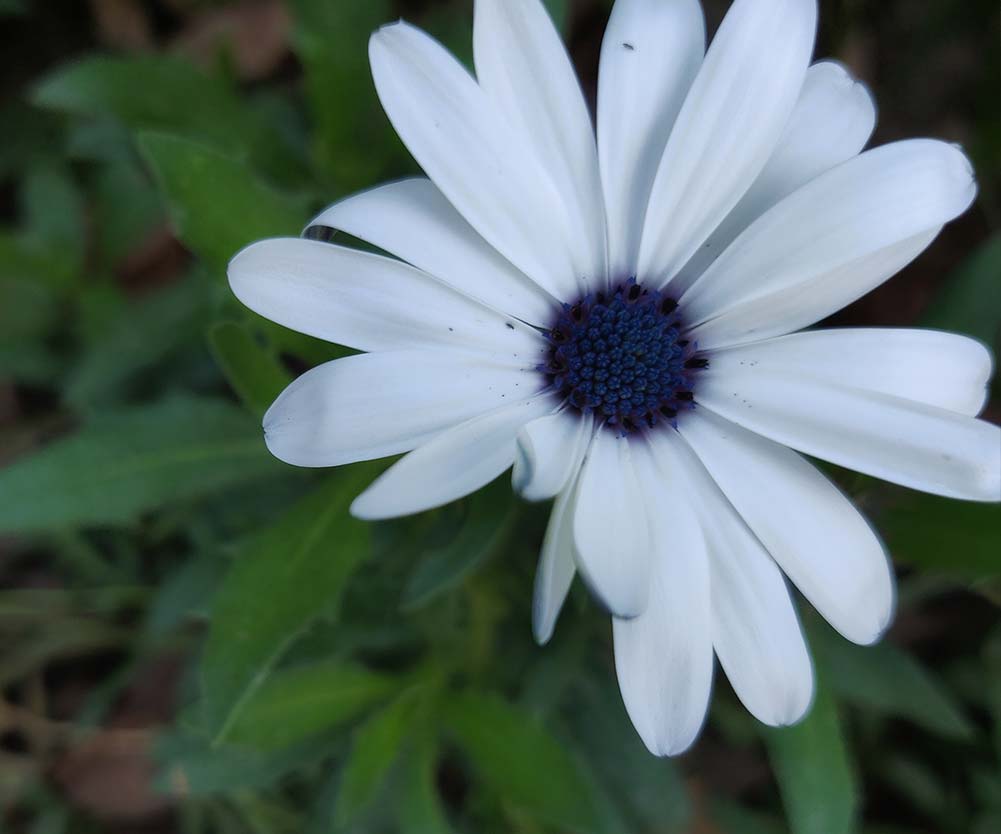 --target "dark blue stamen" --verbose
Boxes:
[540,280,705,433]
